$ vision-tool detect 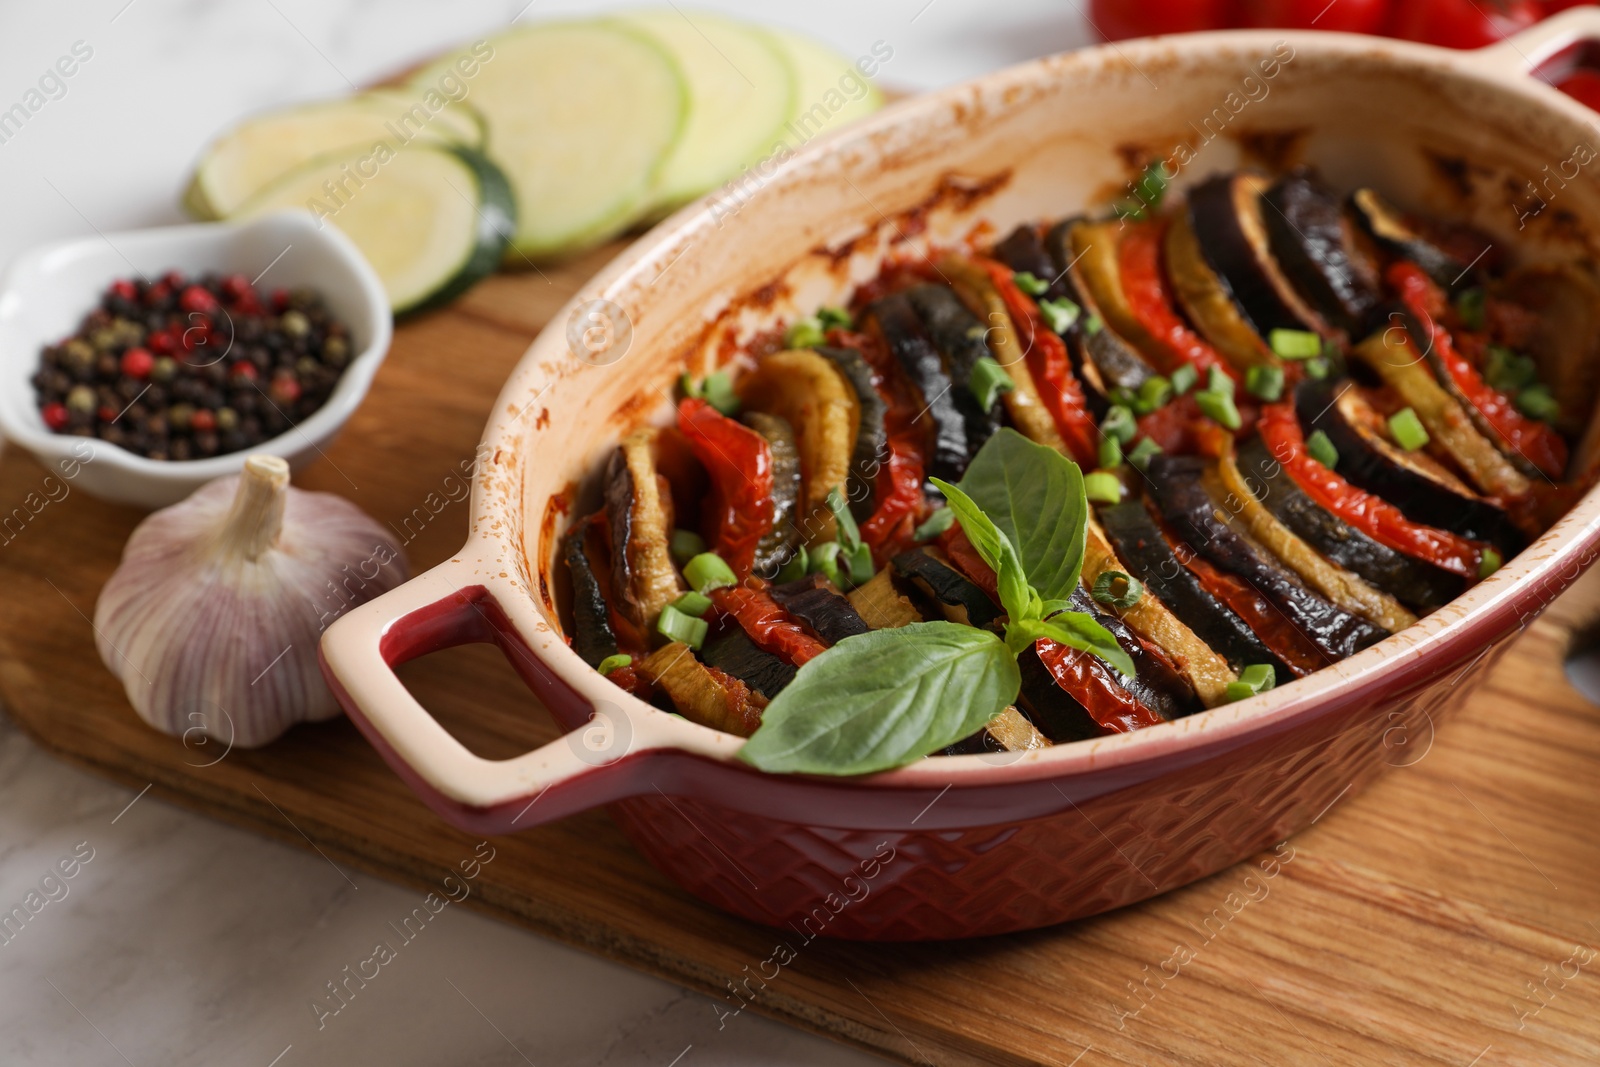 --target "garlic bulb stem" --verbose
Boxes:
[219,455,289,562]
